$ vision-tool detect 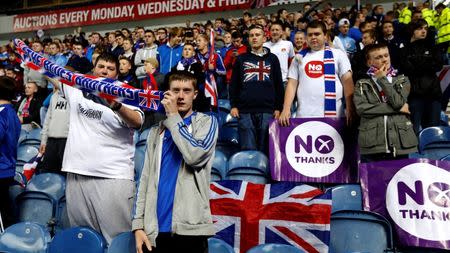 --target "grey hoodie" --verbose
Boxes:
[132,112,218,246]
